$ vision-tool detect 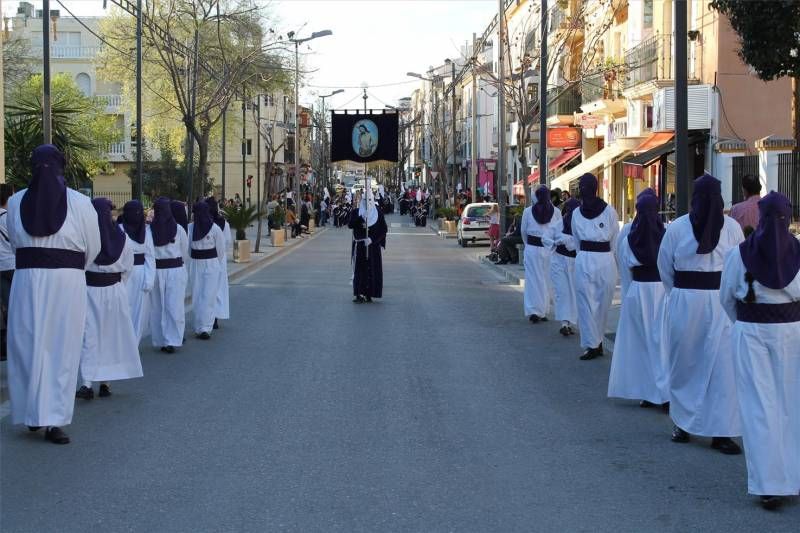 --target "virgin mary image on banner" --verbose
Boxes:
[331,111,398,163]
[353,119,378,157]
